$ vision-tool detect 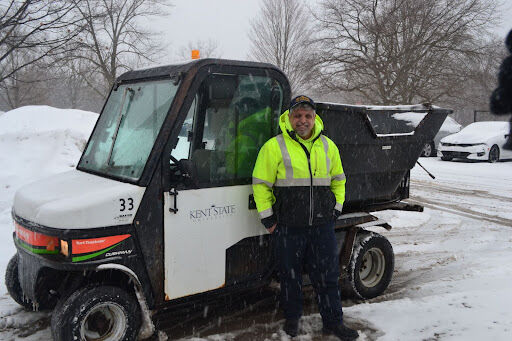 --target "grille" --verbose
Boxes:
[441,151,470,158]
[441,143,478,147]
